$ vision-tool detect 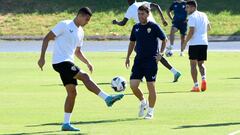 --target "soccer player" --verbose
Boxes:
[113,0,181,82]
[125,5,167,119]
[37,7,124,131]
[167,0,188,56]
[183,0,211,92]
